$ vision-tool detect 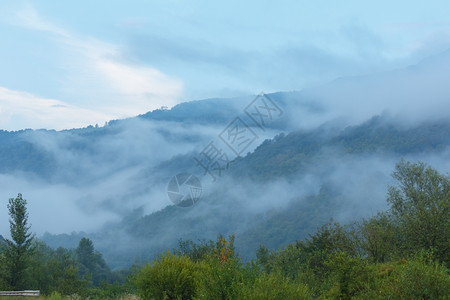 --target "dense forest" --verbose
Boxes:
[0,160,449,299]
